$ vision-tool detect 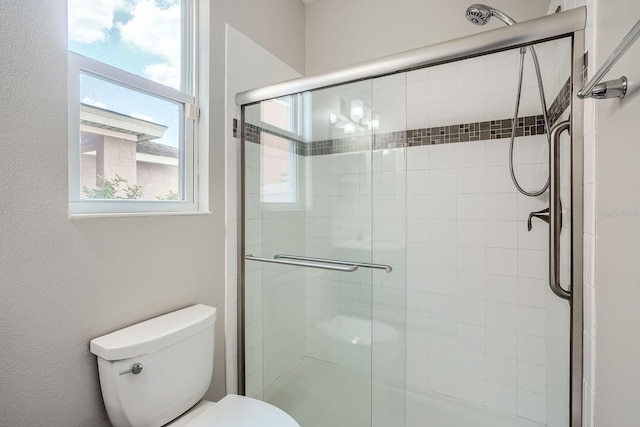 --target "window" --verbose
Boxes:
[254,95,306,206]
[260,133,298,204]
[67,0,201,214]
